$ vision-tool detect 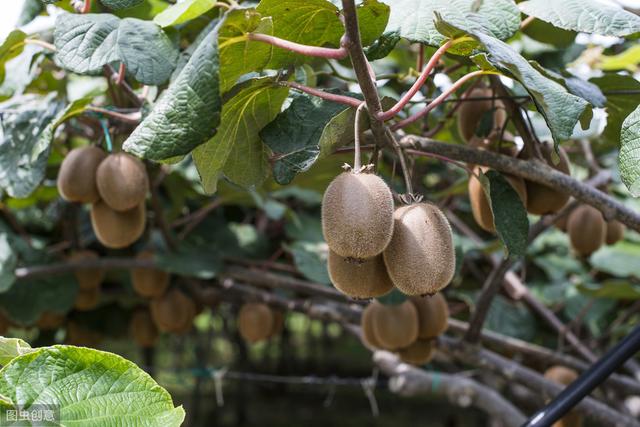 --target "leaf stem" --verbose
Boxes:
[247,33,348,59]
[23,39,56,52]
[115,62,126,86]
[353,103,366,171]
[282,81,362,108]
[82,0,91,13]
